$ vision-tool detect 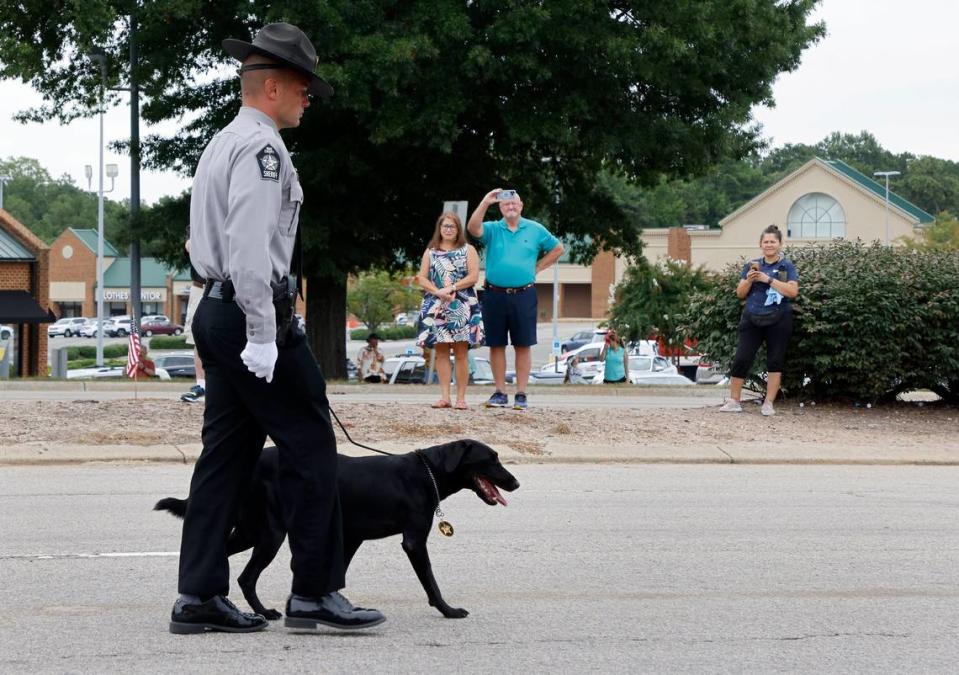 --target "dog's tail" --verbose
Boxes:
[154,497,188,519]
